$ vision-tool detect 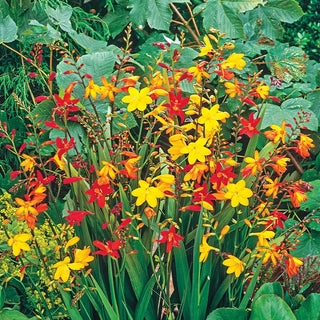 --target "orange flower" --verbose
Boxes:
[293,134,315,158]
[188,61,210,83]
[224,78,244,98]
[269,155,290,176]
[264,121,288,144]
[20,154,37,172]
[264,177,281,199]
[284,254,303,277]
[144,207,157,219]
[100,77,122,101]
[241,150,264,177]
